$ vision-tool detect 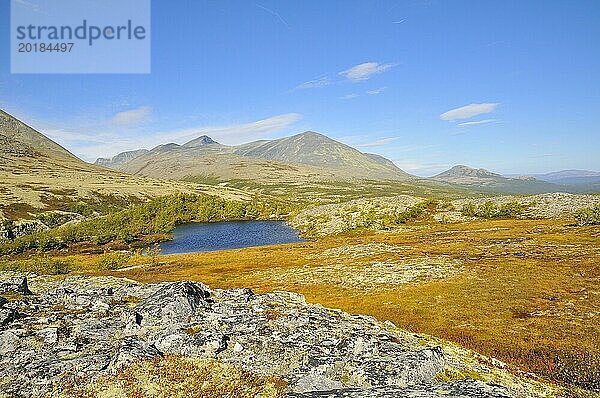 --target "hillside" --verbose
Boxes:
[96,131,411,182]
[0,110,76,161]
[433,165,563,194]
[0,110,250,223]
